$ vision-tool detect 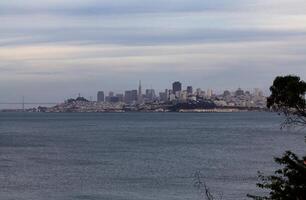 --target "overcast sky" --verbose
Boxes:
[1,0,306,102]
